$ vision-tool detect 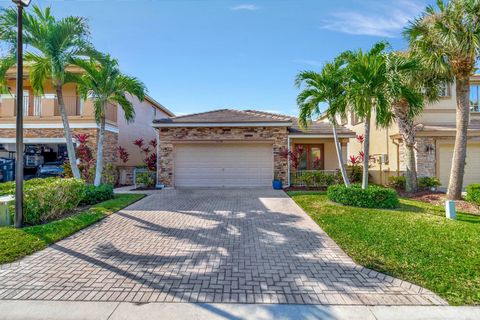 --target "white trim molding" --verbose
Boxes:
[152,122,292,128]
[0,123,120,133]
